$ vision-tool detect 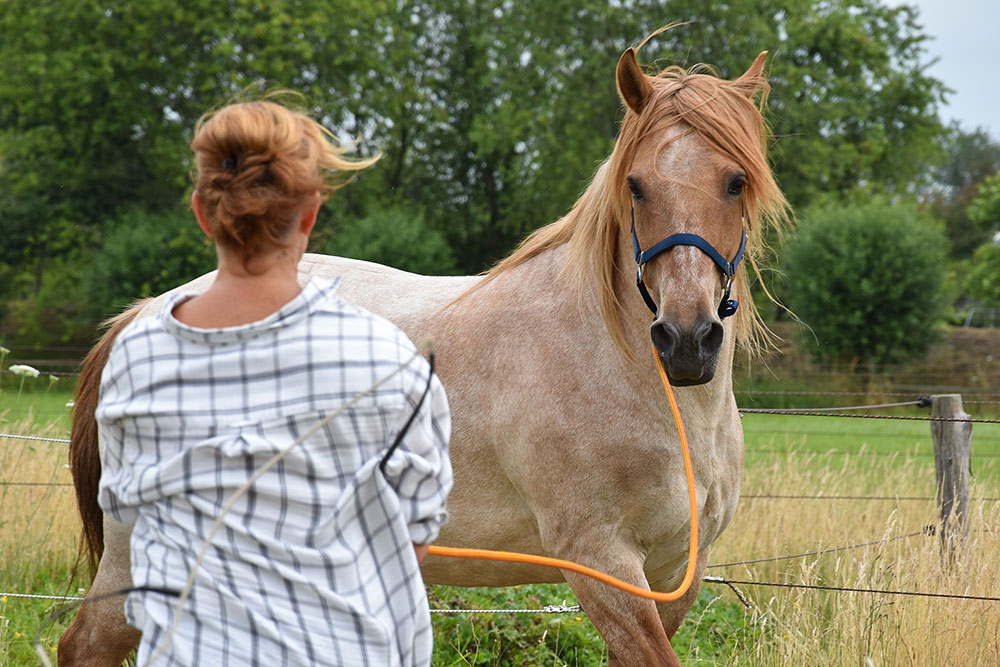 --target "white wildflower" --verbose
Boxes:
[0,346,9,355]
[8,364,39,378]
[65,400,75,408]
